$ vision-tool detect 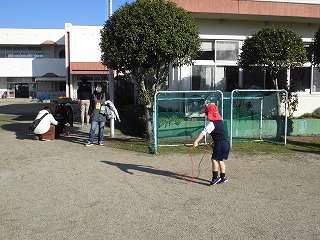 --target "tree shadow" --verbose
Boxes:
[287,138,320,154]
[0,103,43,116]
[1,121,90,145]
[100,160,210,186]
